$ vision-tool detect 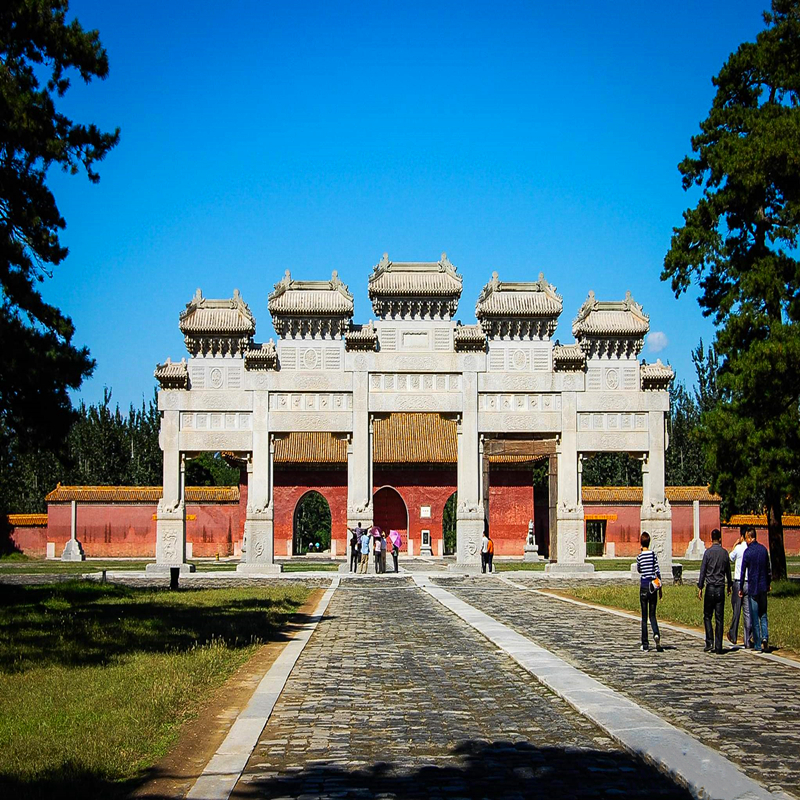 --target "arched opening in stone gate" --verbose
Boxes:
[292,491,332,555]
[372,486,408,551]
